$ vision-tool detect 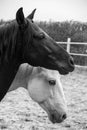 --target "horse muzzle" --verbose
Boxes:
[49,110,67,123]
[55,56,75,75]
